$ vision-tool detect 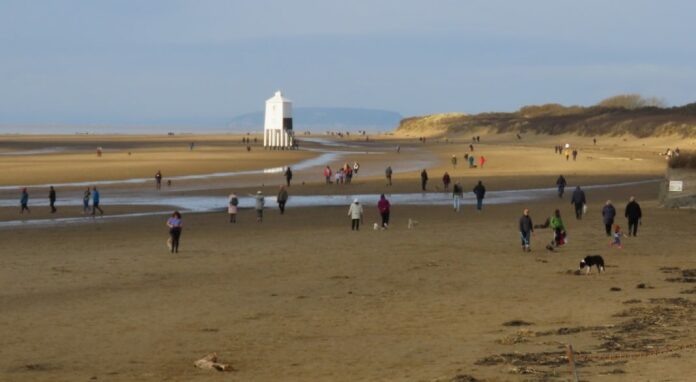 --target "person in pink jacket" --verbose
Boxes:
[377,194,391,229]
